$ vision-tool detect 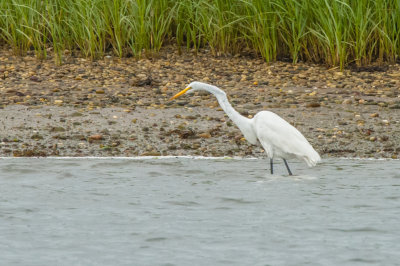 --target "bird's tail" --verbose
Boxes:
[304,150,321,167]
